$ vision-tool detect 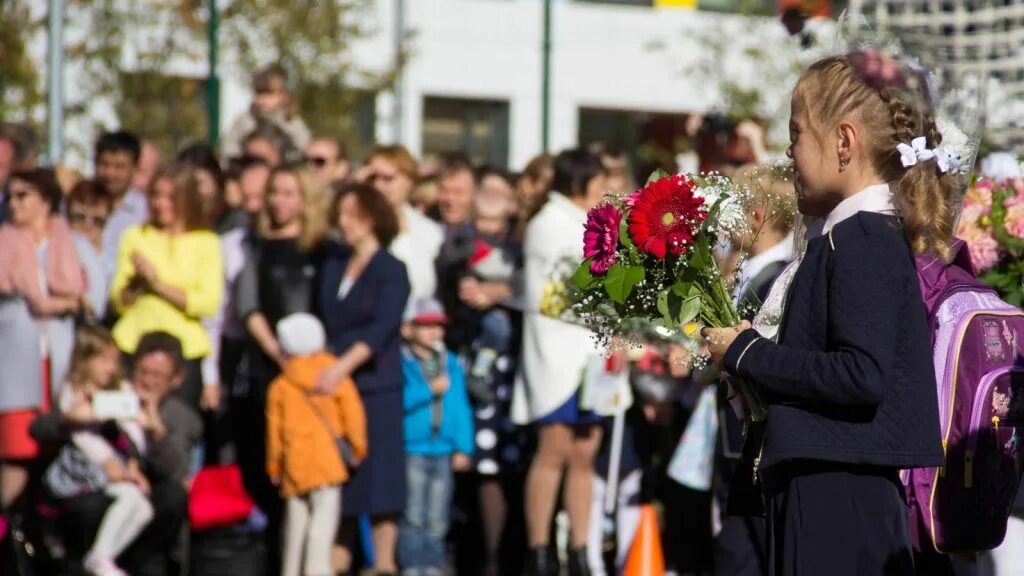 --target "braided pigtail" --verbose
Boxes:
[879,89,957,262]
